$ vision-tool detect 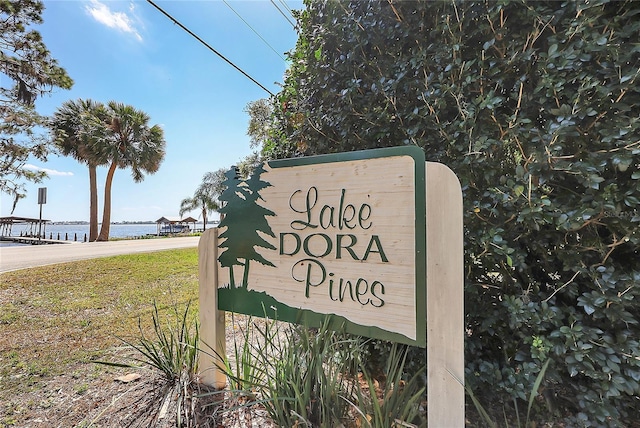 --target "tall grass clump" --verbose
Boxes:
[213,315,426,427]
[101,304,427,427]
[229,317,362,426]
[357,343,426,428]
[99,300,200,427]
[124,301,199,382]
